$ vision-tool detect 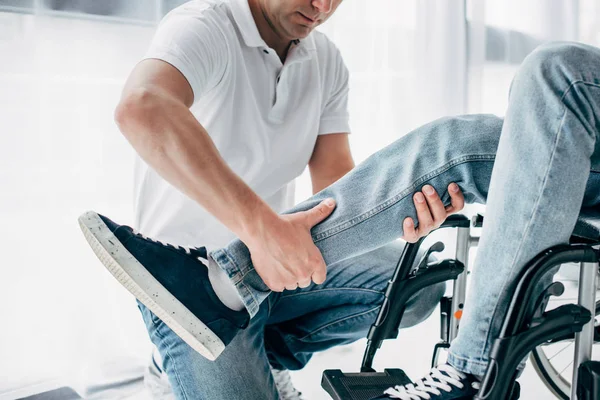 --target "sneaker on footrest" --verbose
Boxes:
[372,364,480,400]
[78,211,249,361]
